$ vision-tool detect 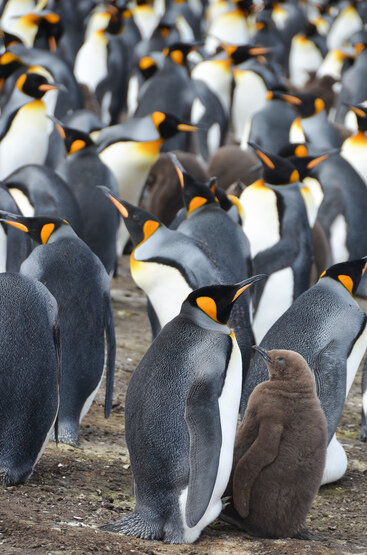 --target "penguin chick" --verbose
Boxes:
[226,348,327,540]
[101,276,265,543]
[0,212,116,446]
